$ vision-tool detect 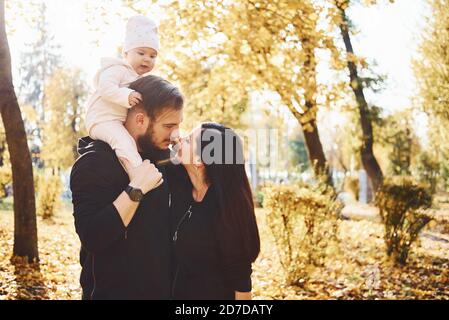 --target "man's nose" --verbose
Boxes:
[170,128,180,141]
